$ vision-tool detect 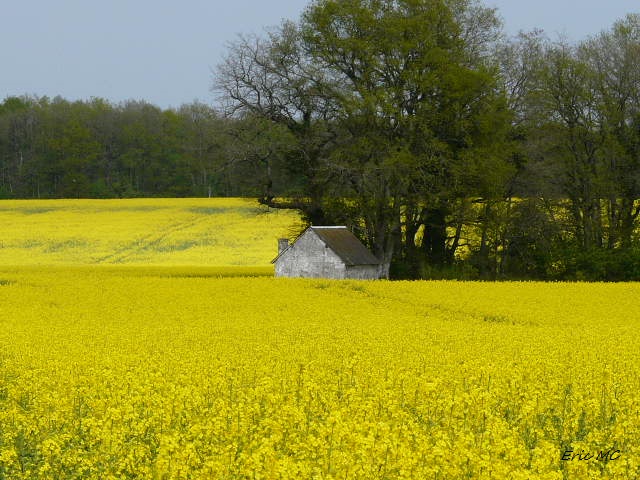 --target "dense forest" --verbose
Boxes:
[3,0,640,281]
